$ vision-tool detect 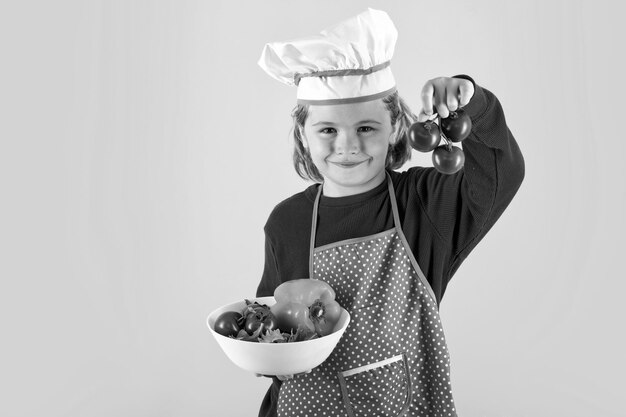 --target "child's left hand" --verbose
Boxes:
[255,369,312,380]
[417,77,475,122]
